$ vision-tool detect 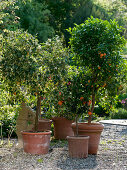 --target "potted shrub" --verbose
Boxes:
[41,37,75,139]
[68,17,126,154]
[0,29,52,154]
[64,66,90,158]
